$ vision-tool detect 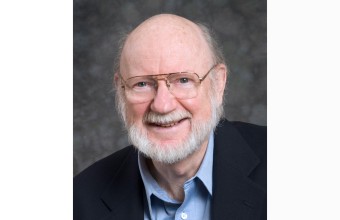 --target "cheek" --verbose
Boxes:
[180,91,212,120]
[125,102,150,124]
